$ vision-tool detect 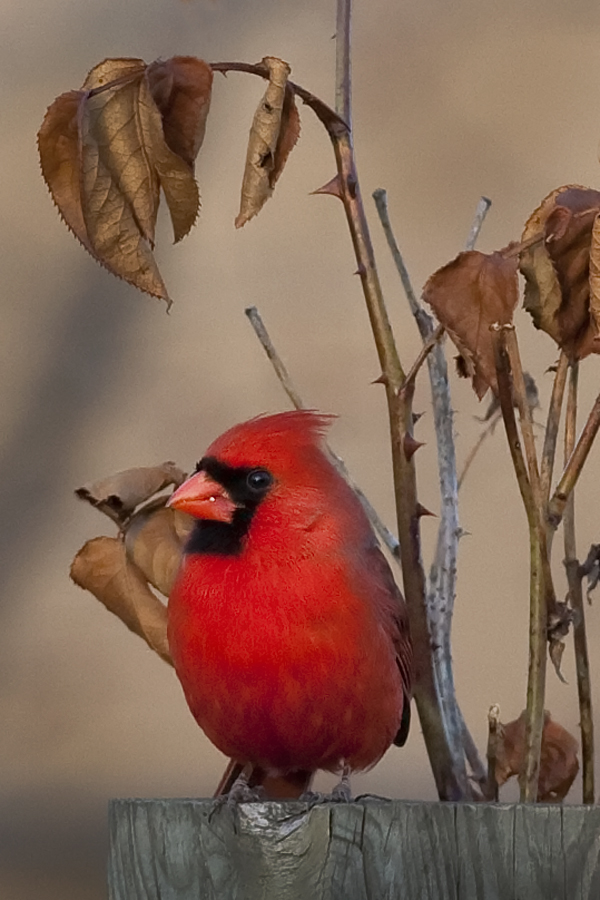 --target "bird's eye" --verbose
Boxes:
[246,468,273,492]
